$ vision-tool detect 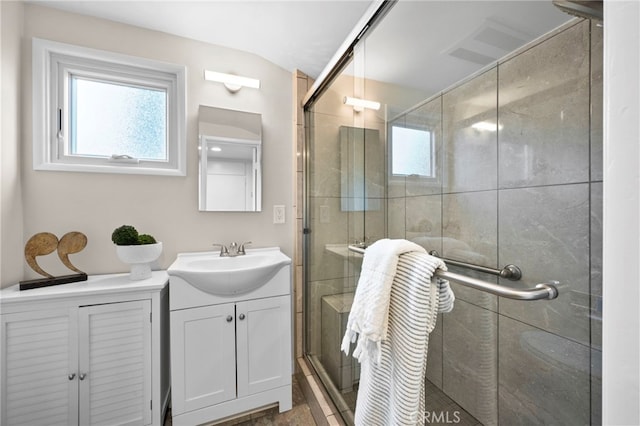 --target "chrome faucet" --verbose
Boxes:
[213,241,252,257]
